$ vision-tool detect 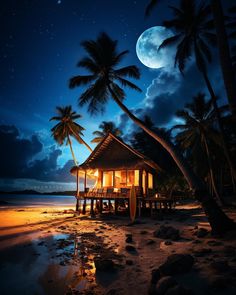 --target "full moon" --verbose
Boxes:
[136,26,174,69]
